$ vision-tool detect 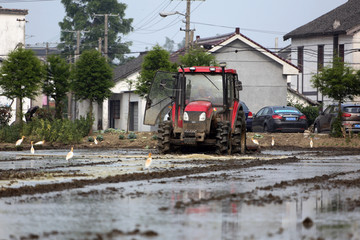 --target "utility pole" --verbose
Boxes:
[62,29,89,120]
[94,14,119,59]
